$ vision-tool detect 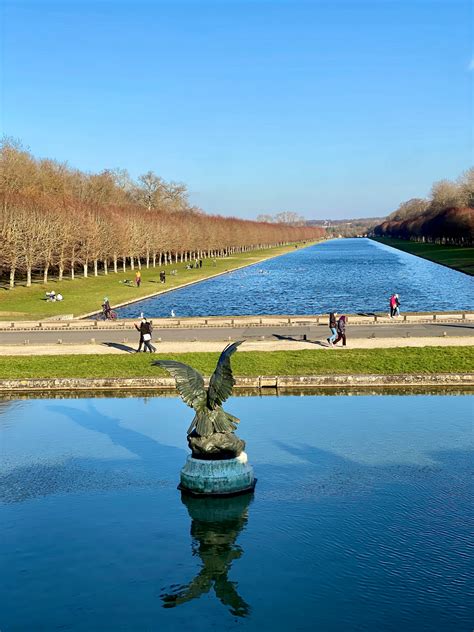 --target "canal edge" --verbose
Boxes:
[1,373,473,392]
